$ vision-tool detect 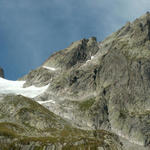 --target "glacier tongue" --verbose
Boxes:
[0,77,49,98]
